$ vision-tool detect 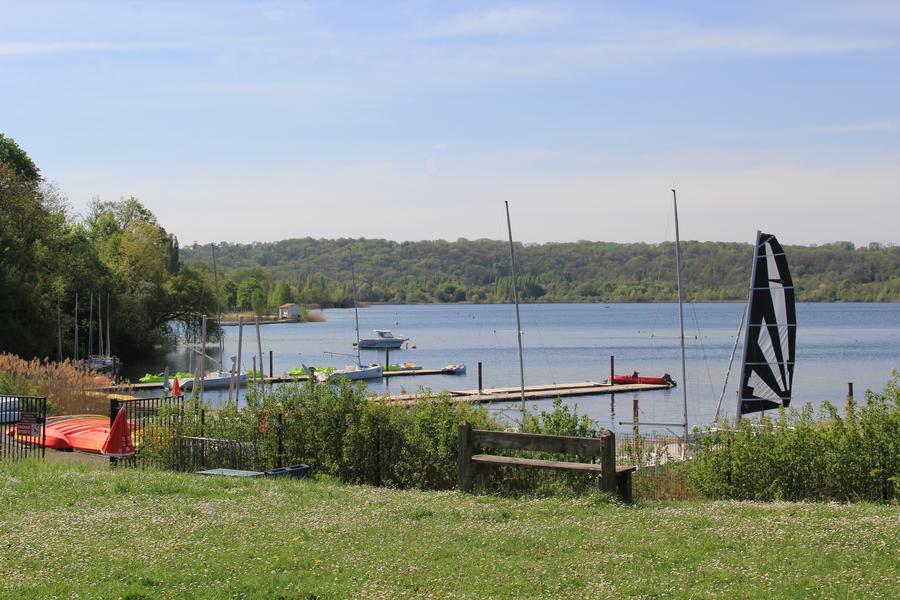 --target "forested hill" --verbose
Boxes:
[181,238,900,306]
